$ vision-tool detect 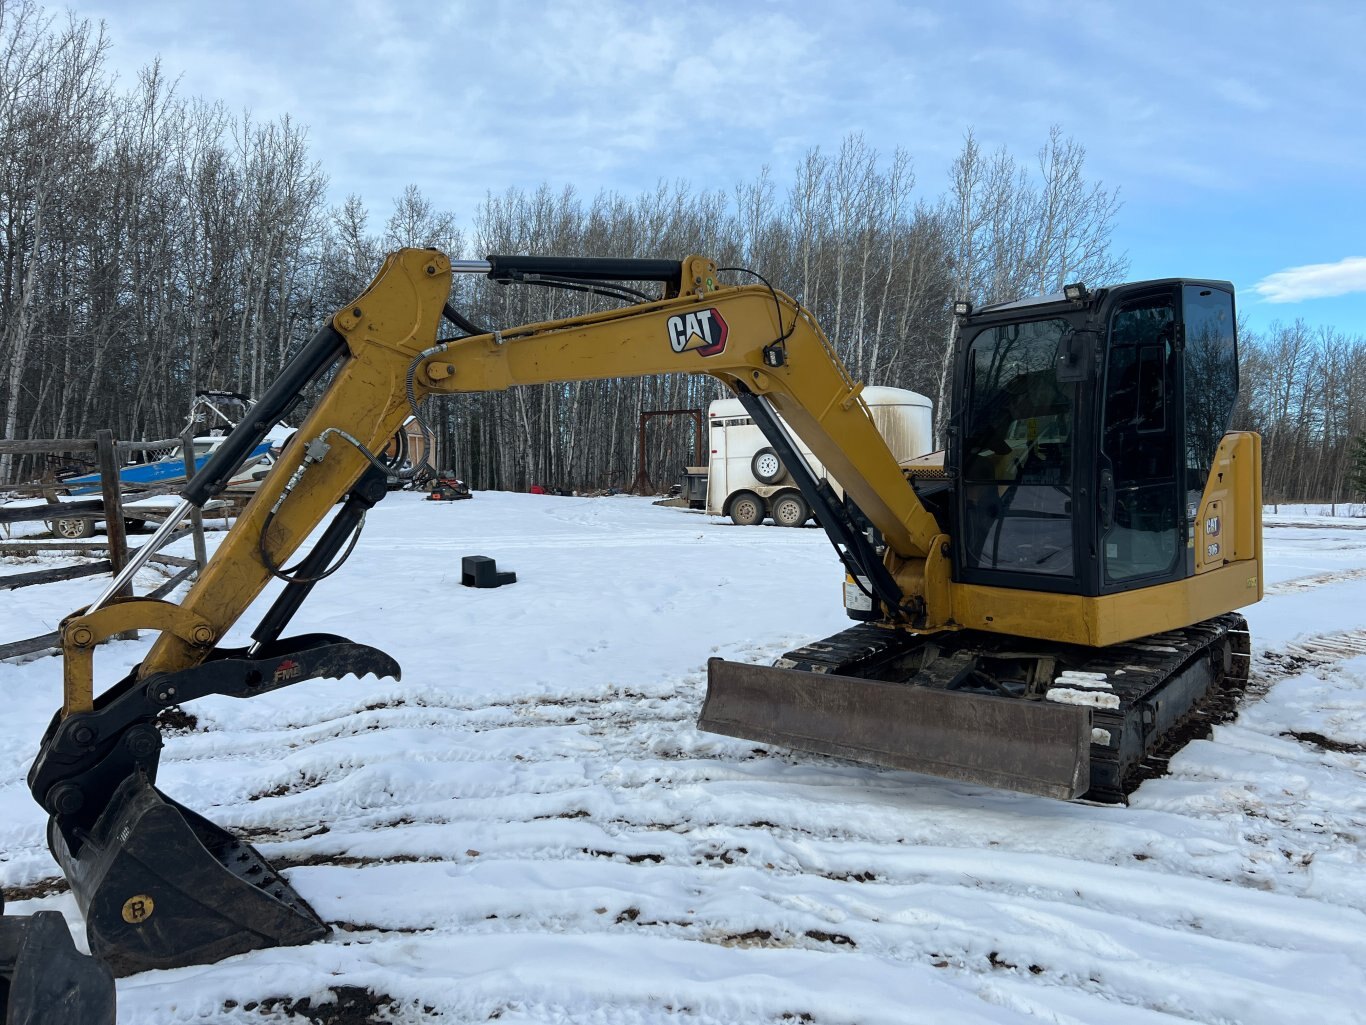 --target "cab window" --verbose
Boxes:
[1182,286,1237,496]
[960,318,1076,578]
[1101,294,1180,583]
